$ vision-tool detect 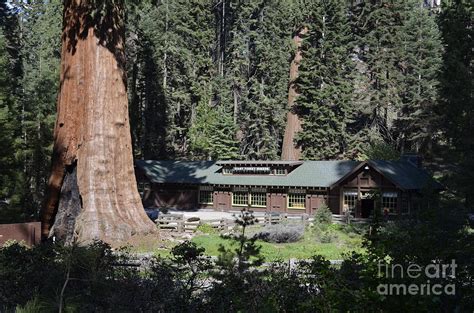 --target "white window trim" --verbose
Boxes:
[250,192,267,208]
[232,191,249,207]
[381,191,398,214]
[287,193,306,209]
